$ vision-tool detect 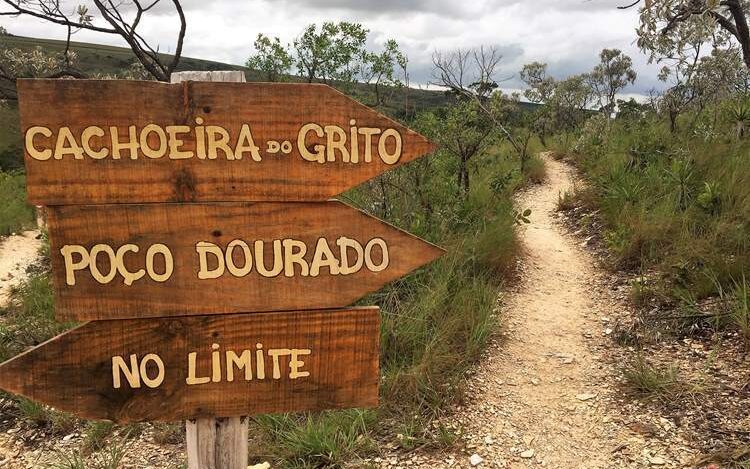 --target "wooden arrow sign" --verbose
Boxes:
[47,201,444,321]
[0,308,379,422]
[17,79,436,205]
